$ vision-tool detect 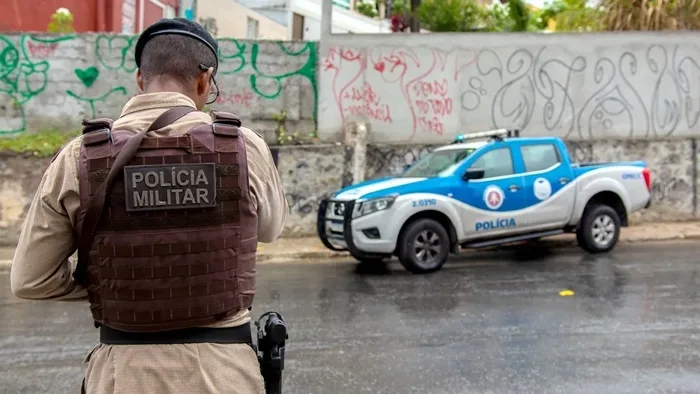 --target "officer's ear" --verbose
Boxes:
[197,66,214,96]
[136,69,144,92]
